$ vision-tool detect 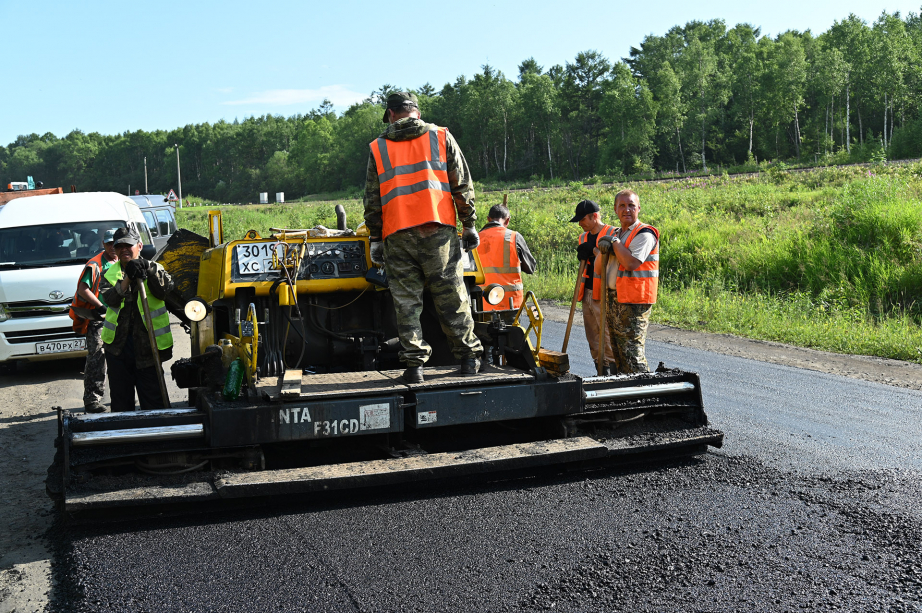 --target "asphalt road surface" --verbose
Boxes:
[20,321,922,611]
